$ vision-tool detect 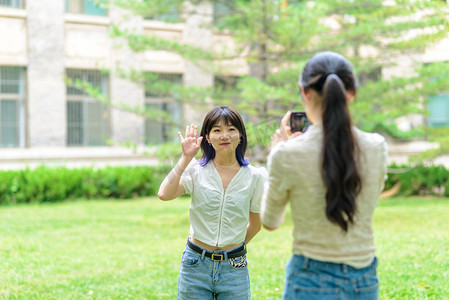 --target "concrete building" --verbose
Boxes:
[0,1,448,169]
[0,0,216,168]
